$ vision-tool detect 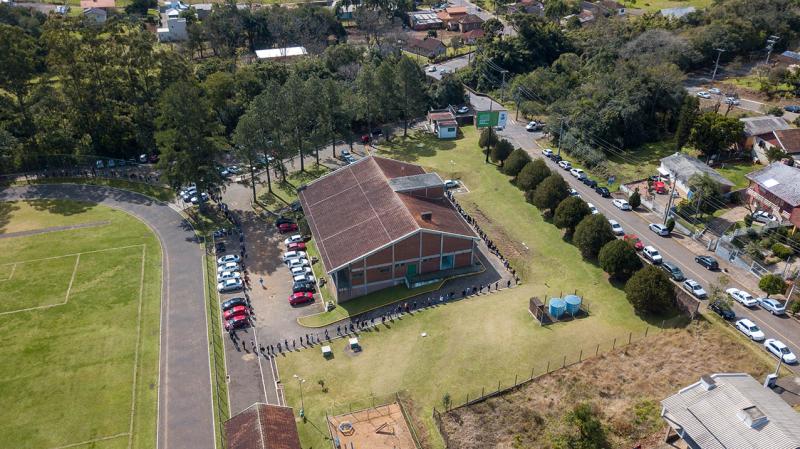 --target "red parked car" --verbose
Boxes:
[278,222,299,233]
[623,234,644,251]
[224,315,249,331]
[223,305,249,320]
[289,291,314,305]
[287,241,306,251]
